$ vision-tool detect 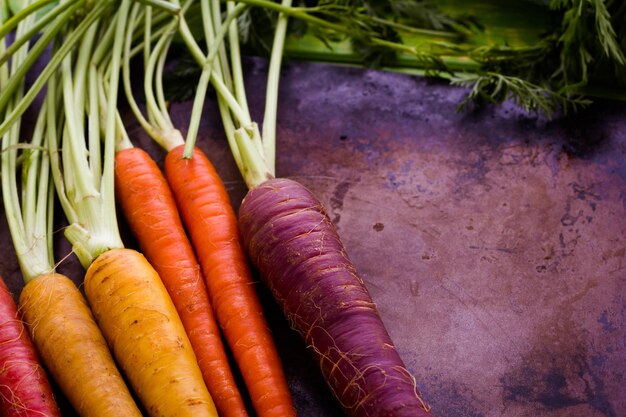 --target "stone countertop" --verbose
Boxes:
[1,57,624,417]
